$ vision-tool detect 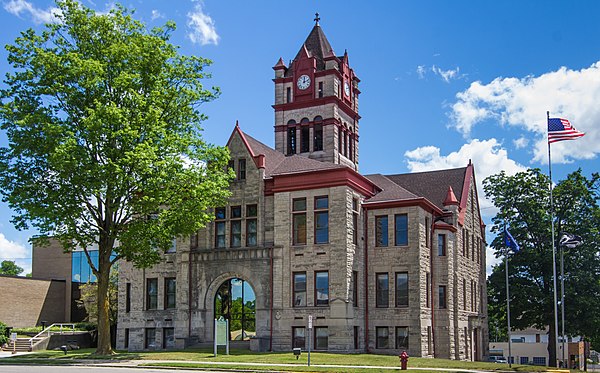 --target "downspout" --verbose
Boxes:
[430,210,436,357]
[363,207,369,352]
[269,248,274,351]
